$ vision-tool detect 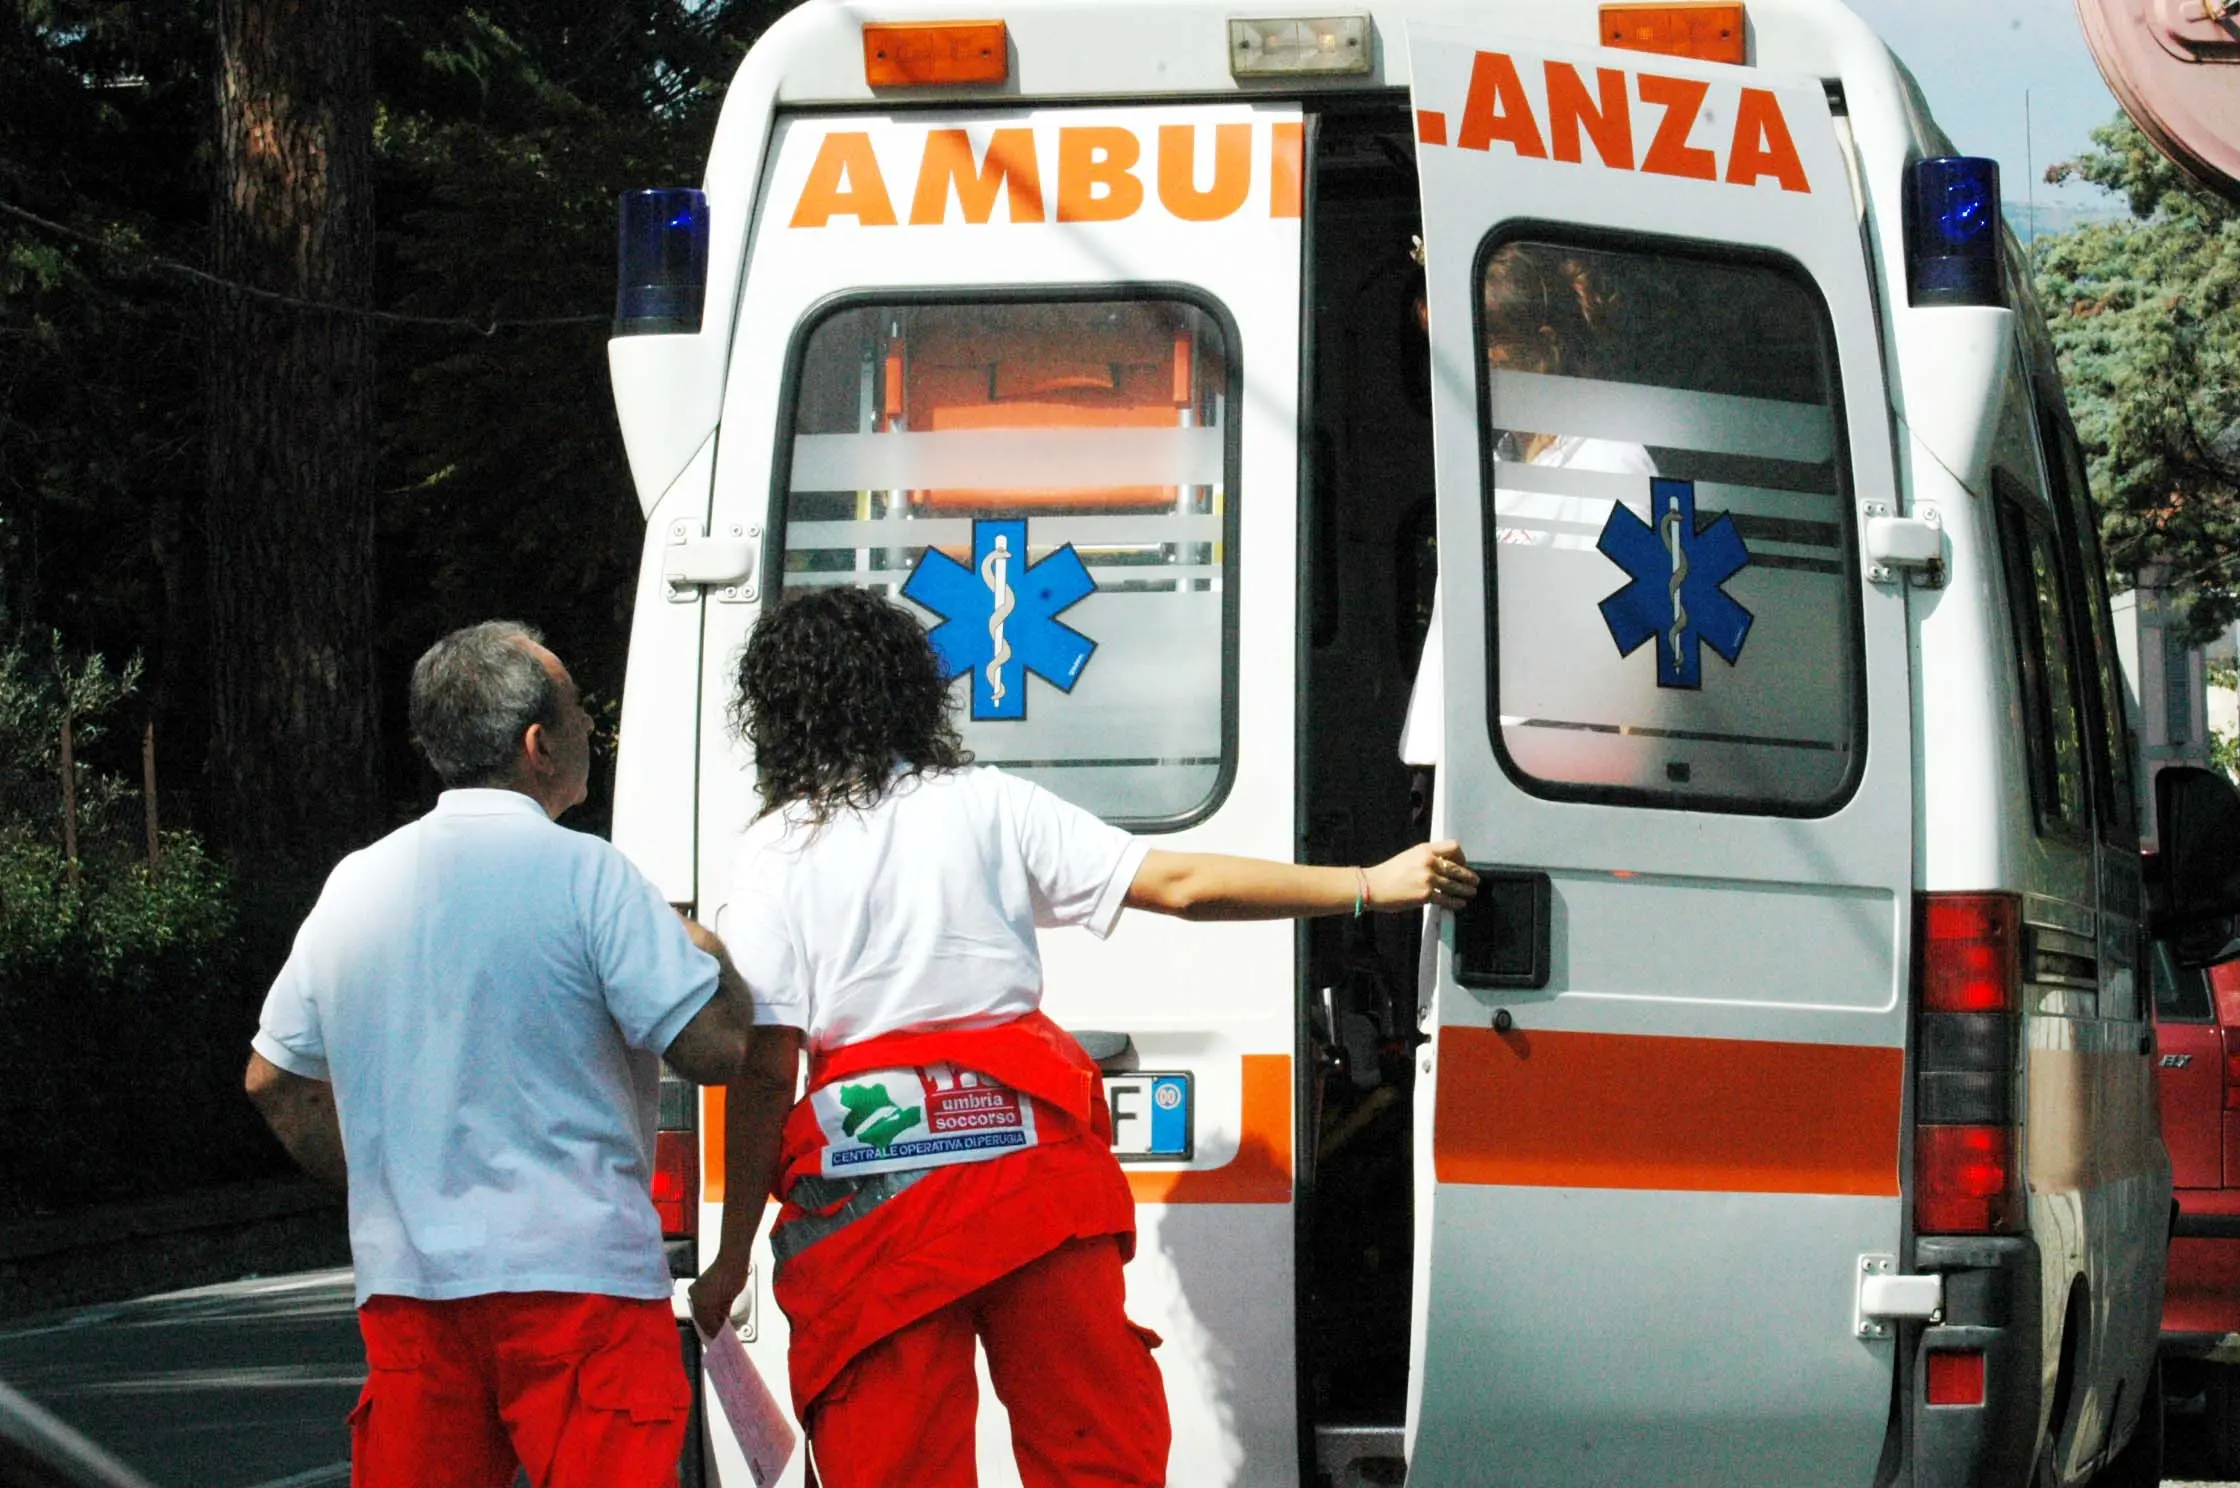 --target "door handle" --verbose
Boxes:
[1451,868,1551,990]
